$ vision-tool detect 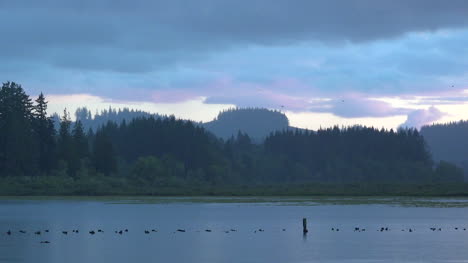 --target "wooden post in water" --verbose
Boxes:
[303,218,308,234]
